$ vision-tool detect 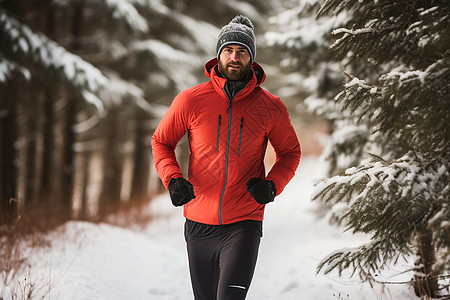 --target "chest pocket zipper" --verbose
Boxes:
[238,117,244,154]
[216,115,221,151]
